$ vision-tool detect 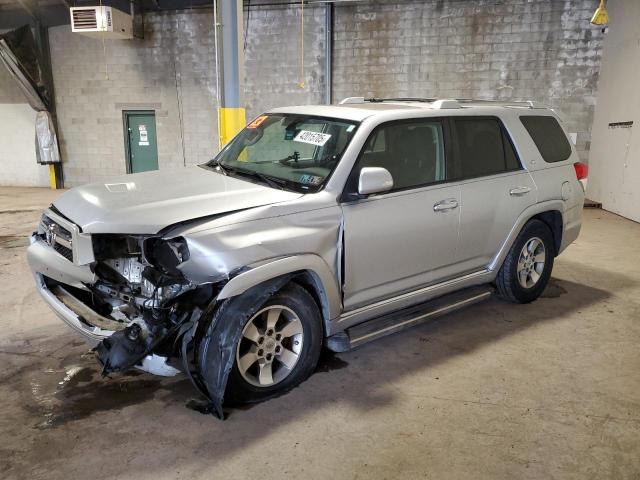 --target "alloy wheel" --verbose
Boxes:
[517,237,546,289]
[235,305,304,387]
